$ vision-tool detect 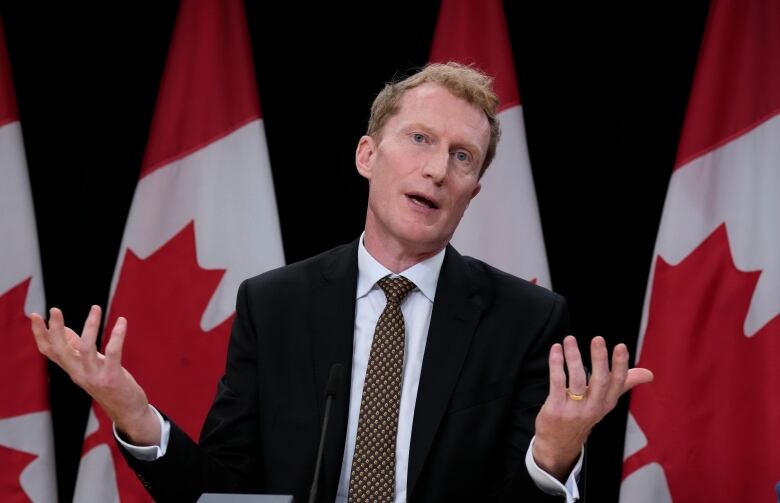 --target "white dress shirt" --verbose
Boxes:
[334,235,446,502]
[118,234,580,502]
